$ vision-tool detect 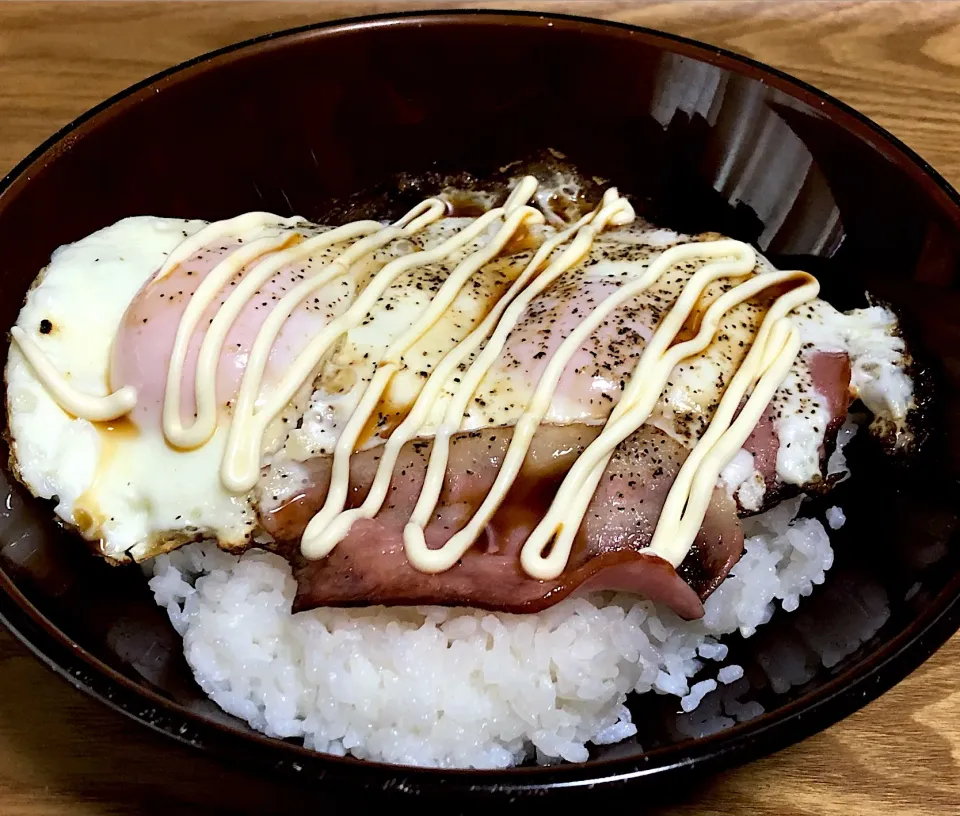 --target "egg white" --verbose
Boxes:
[5,216,257,562]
